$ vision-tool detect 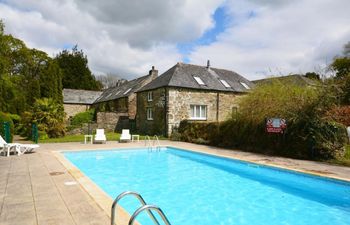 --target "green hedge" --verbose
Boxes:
[176,118,348,160]
[69,109,95,128]
[0,112,15,142]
